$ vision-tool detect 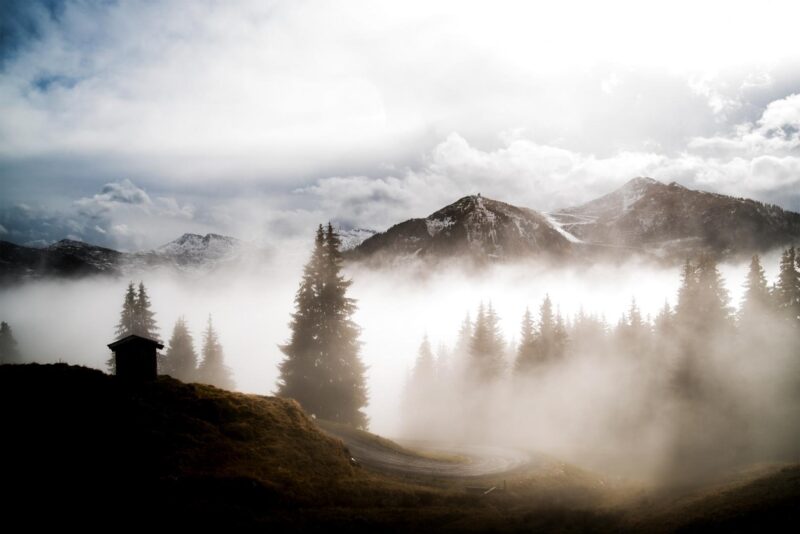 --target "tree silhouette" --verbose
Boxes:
[115,282,137,339]
[0,322,21,364]
[161,317,198,382]
[514,307,536,374]
[776,247,800,324]
[277,224,368,429]
[739,255,772,324]
[469,302,505,382]
[108,281,160,373]
[134,282,158,339]
[197,315,235,390]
